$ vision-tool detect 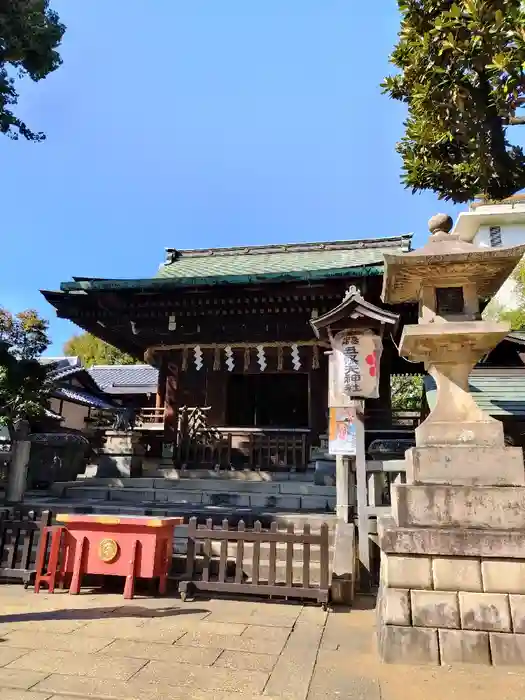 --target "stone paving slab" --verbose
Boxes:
[176,628,290,655]
[5,649,147,681]
[0,647,32,667]
[134,660,270,694]
[0,691,54,700]
[4,586,525,699]
[214,650,278,672]
[140,618,248,636]
[264,622,324,700]
[0,668,50,690]
[103,639,222,666]
[36,674,279,700]
[2,630,113,653]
